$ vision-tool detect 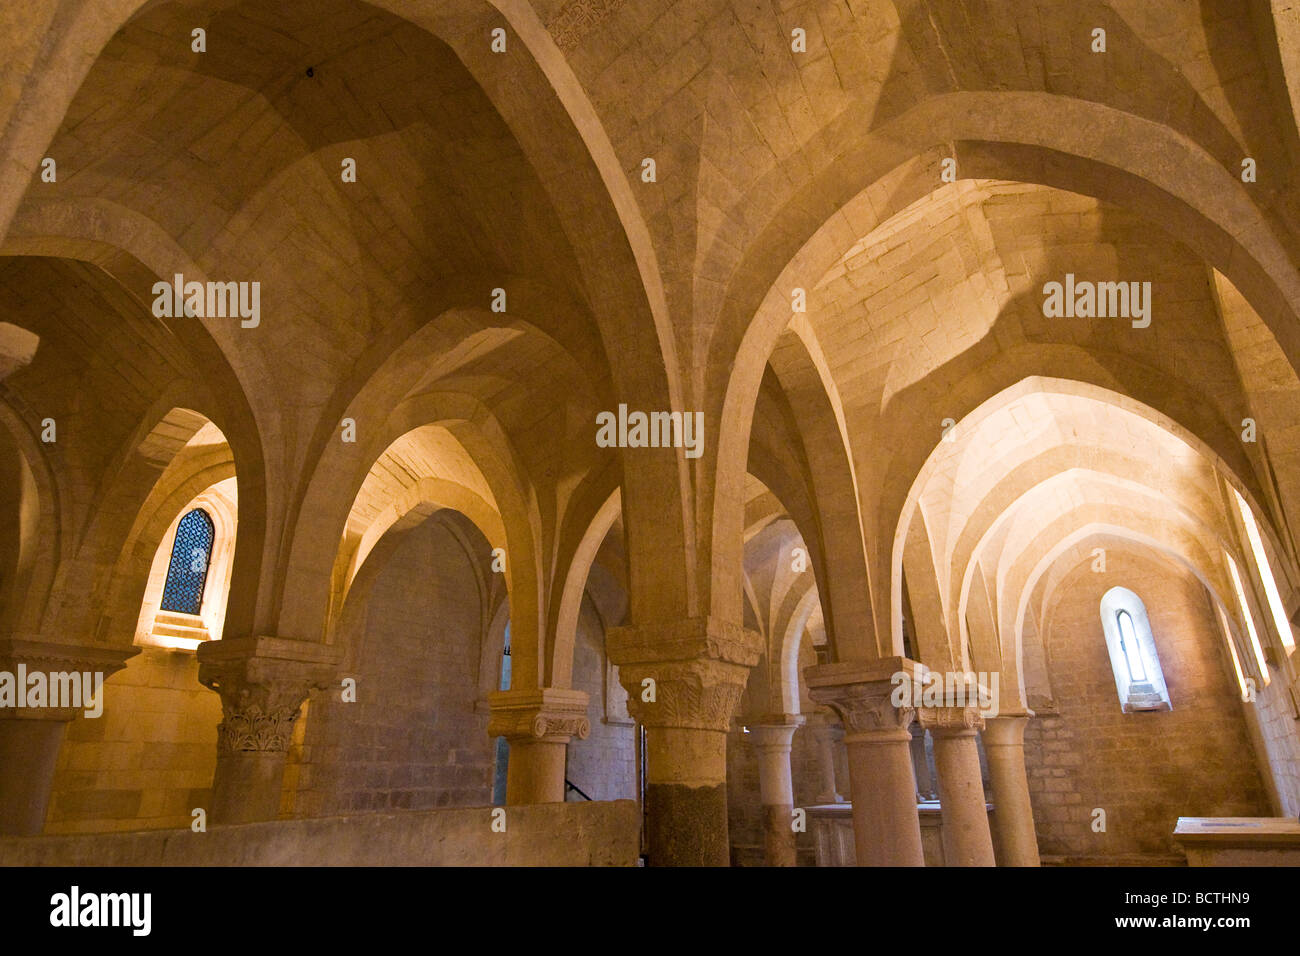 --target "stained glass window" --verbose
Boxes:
[160,509,215,615]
